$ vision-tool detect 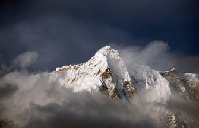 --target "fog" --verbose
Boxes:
[116,41,199,73]
[0,71,159,128]
[1,42,199,128]
[1,0,198,127]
